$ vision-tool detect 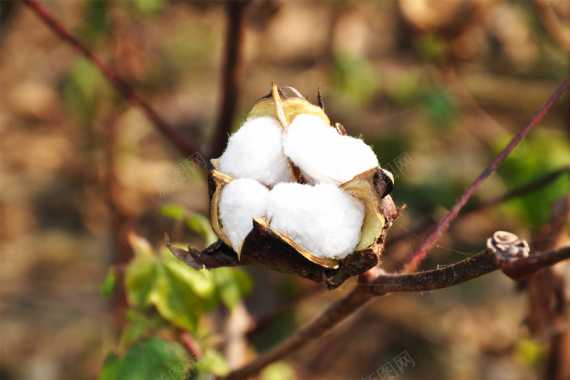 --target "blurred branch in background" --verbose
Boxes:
[103,115,132,329]
[22,0,201,159]
[209,0,251,159]
[528,196,570,380]
[533,0,570,54]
